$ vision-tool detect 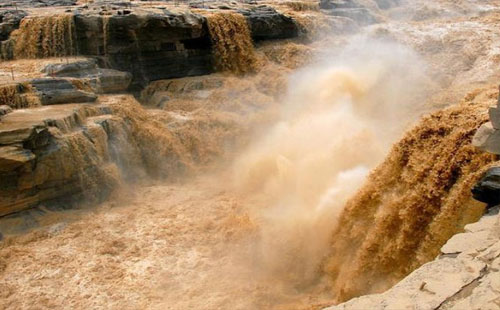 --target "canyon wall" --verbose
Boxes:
[1,6,299,88]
